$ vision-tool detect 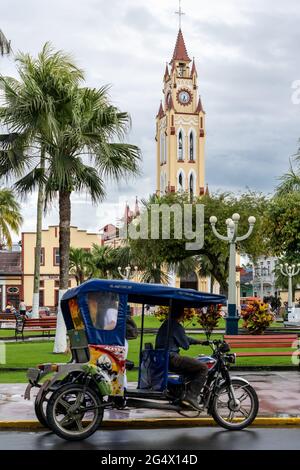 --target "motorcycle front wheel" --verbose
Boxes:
[46,383,104,441]
[211,378,259,430]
